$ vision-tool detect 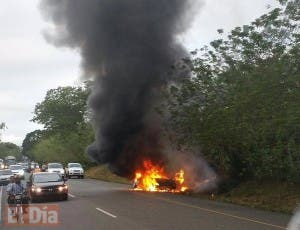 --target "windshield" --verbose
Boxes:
[48,163,63,169]
[0,170,13,175]
[33,173,62,183]
[6,159,16,165]
[69,163,82,168]
[9,165,22,170]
